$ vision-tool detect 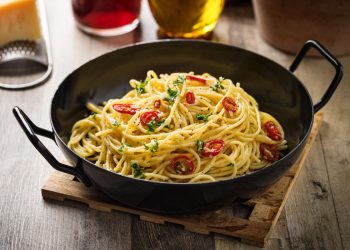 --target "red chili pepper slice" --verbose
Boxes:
[264,121,282,141]
[222,97,237,112]
[186,91,195,104]
[154,99,161,109]
[171,155,195,175]
[113,104,139,115]
[140,111,160,126]
[186,75,207,84]
[202,139,225,157]
[260,143,279,162]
